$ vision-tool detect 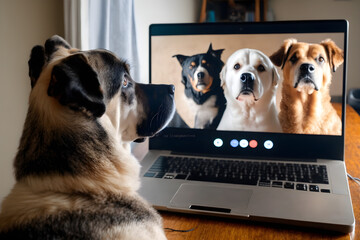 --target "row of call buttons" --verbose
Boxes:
[213,138,274,149]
